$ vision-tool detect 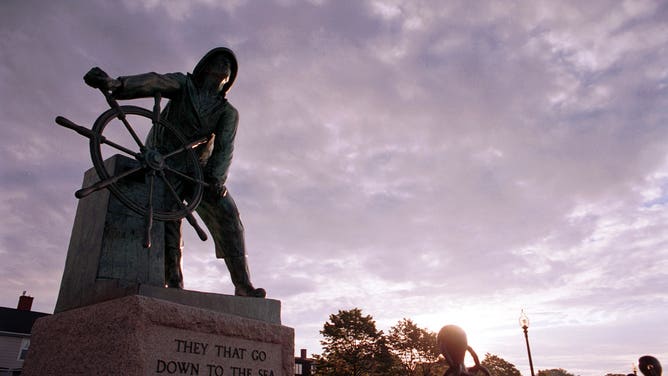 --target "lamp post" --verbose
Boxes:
[519,309,536,376]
